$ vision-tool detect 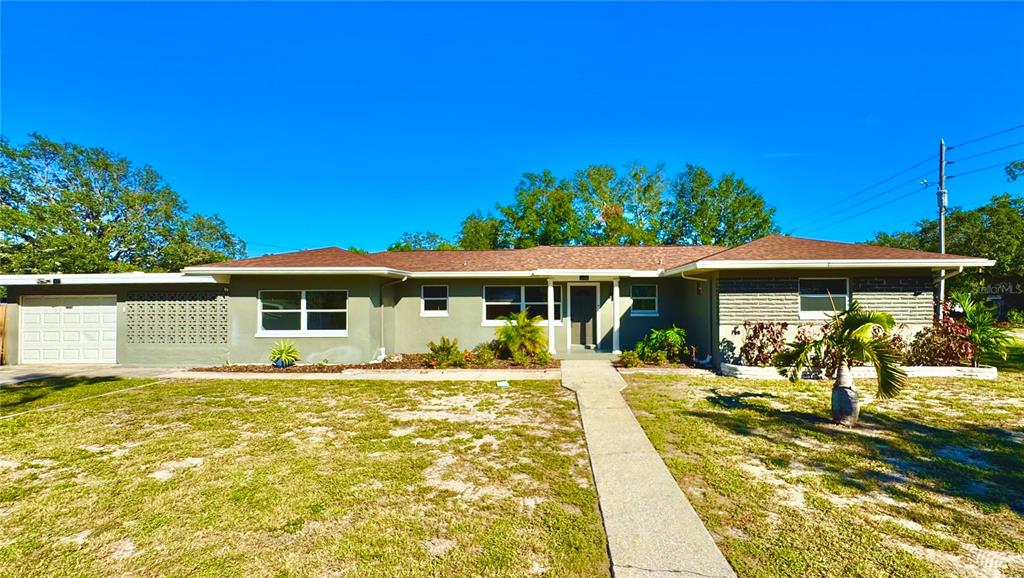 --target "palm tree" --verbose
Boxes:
[950,290,1012,366]
[495,310,547,357]
[774,301,907,427]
